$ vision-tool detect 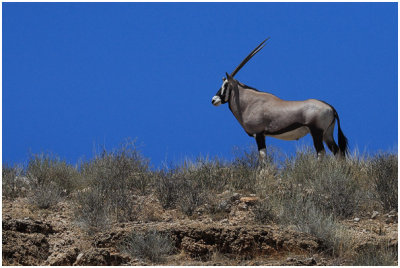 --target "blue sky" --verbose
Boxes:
[3,2,398,167]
